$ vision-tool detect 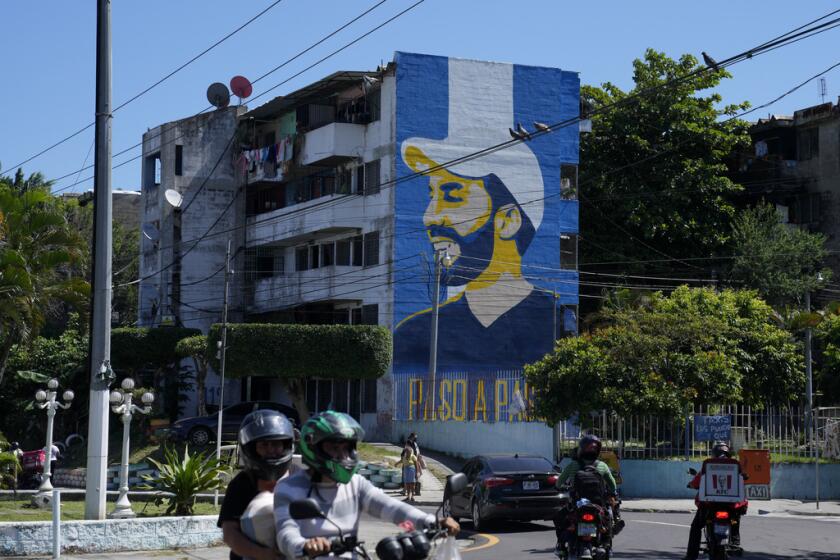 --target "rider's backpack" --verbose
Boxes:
[573,461,607,506]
